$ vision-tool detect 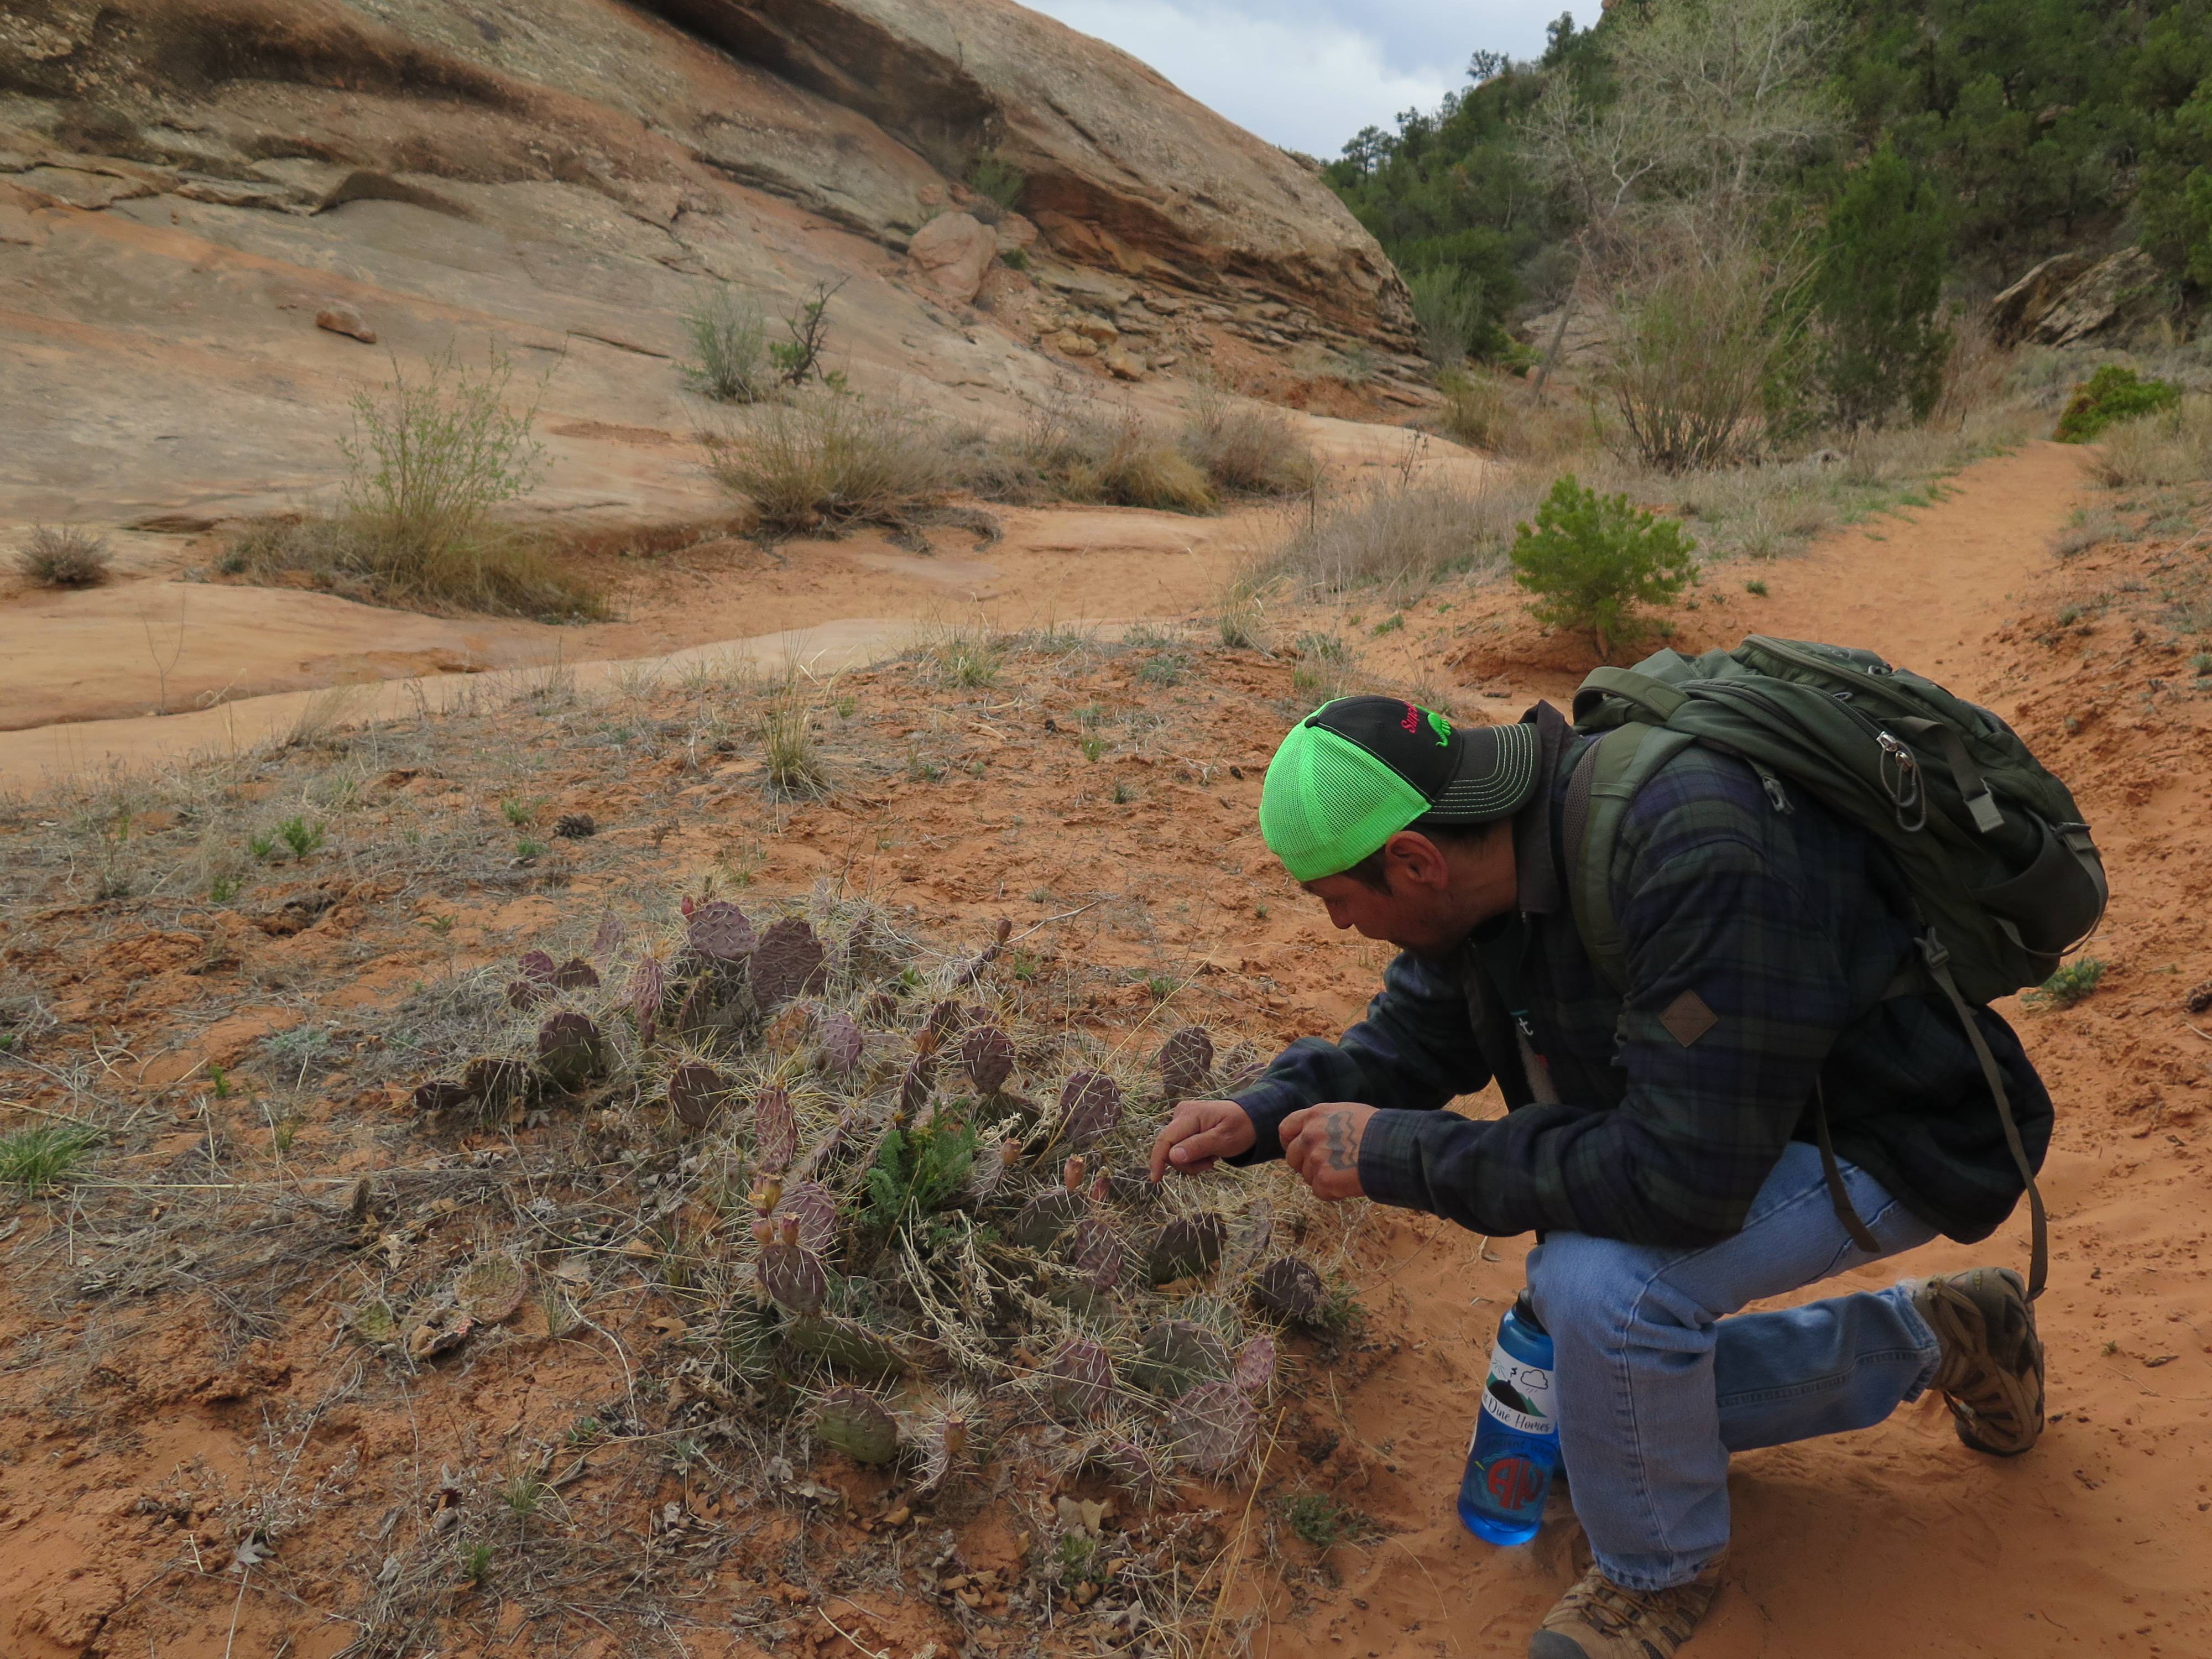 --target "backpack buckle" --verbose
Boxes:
[1877,731,1928,832]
